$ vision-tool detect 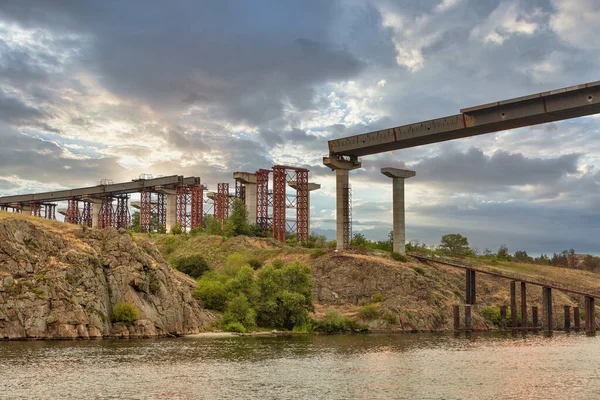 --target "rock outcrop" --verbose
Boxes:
[0,216,215,340]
